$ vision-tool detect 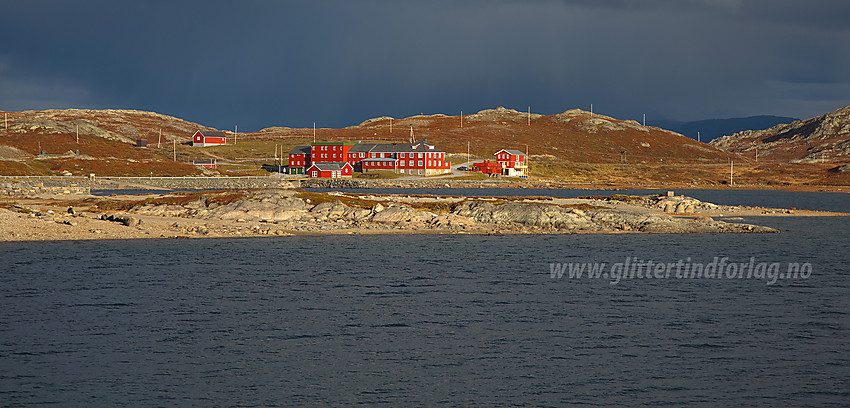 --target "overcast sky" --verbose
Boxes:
[1,0,849,131]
